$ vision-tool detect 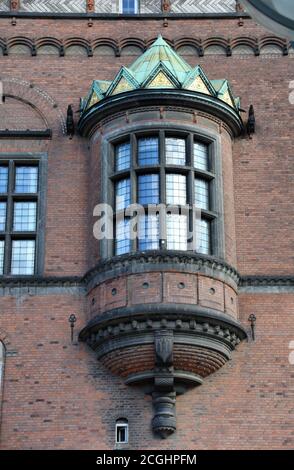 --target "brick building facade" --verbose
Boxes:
[0,0,293,450]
